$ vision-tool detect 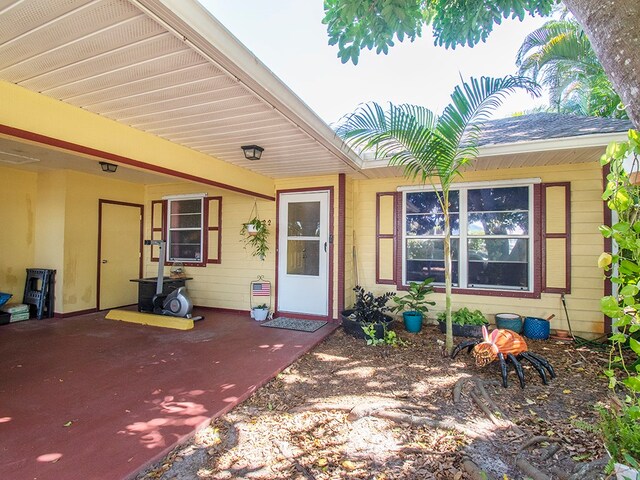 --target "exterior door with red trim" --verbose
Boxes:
[278,191,329,316]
